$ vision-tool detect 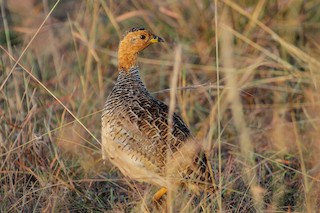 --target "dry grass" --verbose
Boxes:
[1,0,320,212]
